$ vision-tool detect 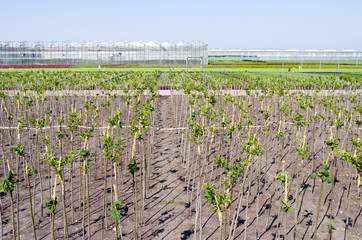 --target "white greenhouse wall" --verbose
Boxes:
[0,41,208,65]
